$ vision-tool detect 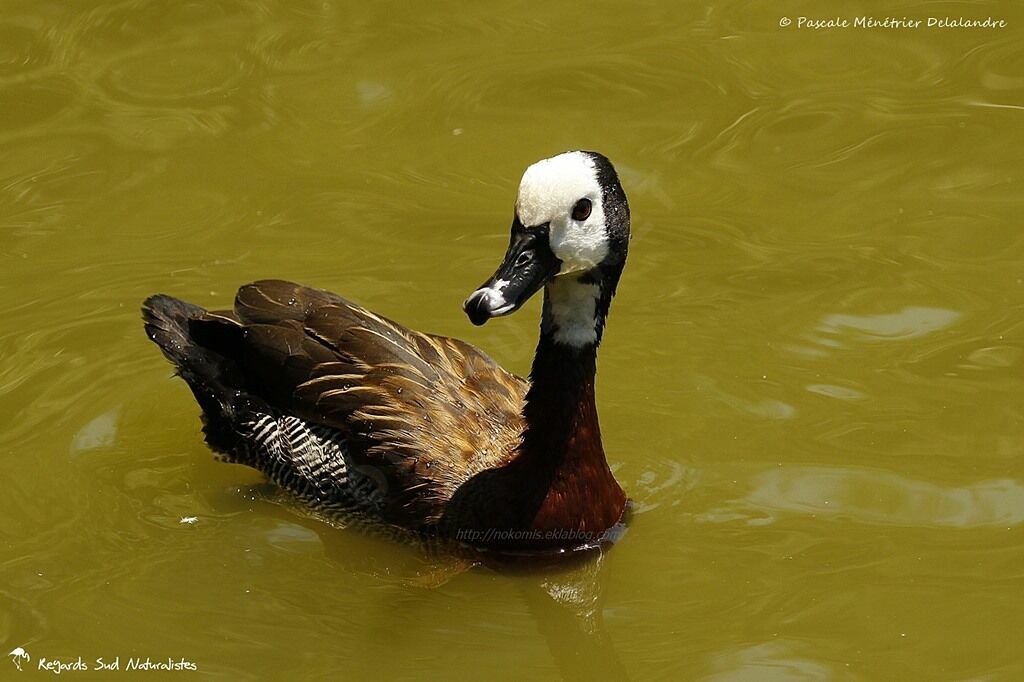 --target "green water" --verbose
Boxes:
[2,0,1023,679]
